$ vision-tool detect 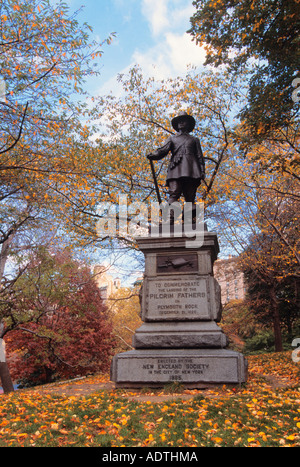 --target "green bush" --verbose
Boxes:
[244,330,275,354]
